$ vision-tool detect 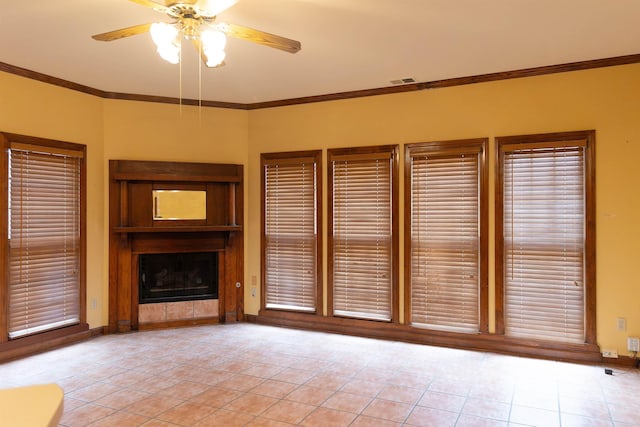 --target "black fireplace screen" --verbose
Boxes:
[139,252,218,304]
